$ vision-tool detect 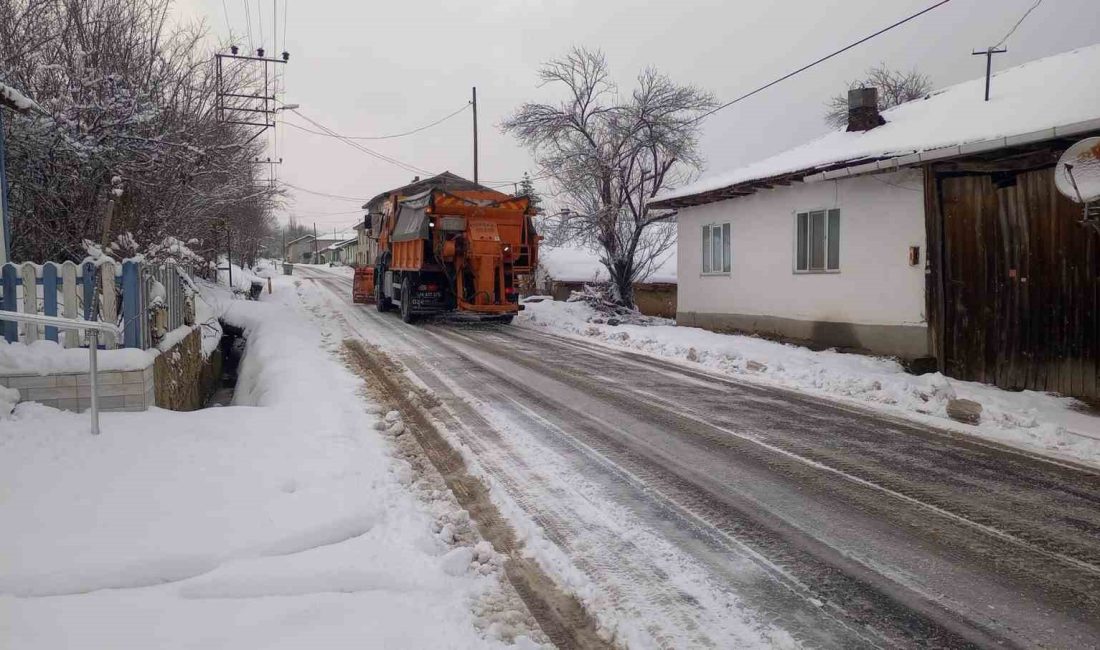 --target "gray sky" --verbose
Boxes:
[174,0,1098,231]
